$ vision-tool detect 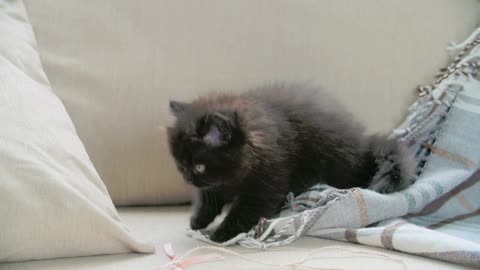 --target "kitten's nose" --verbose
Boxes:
[191,177,209,188]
